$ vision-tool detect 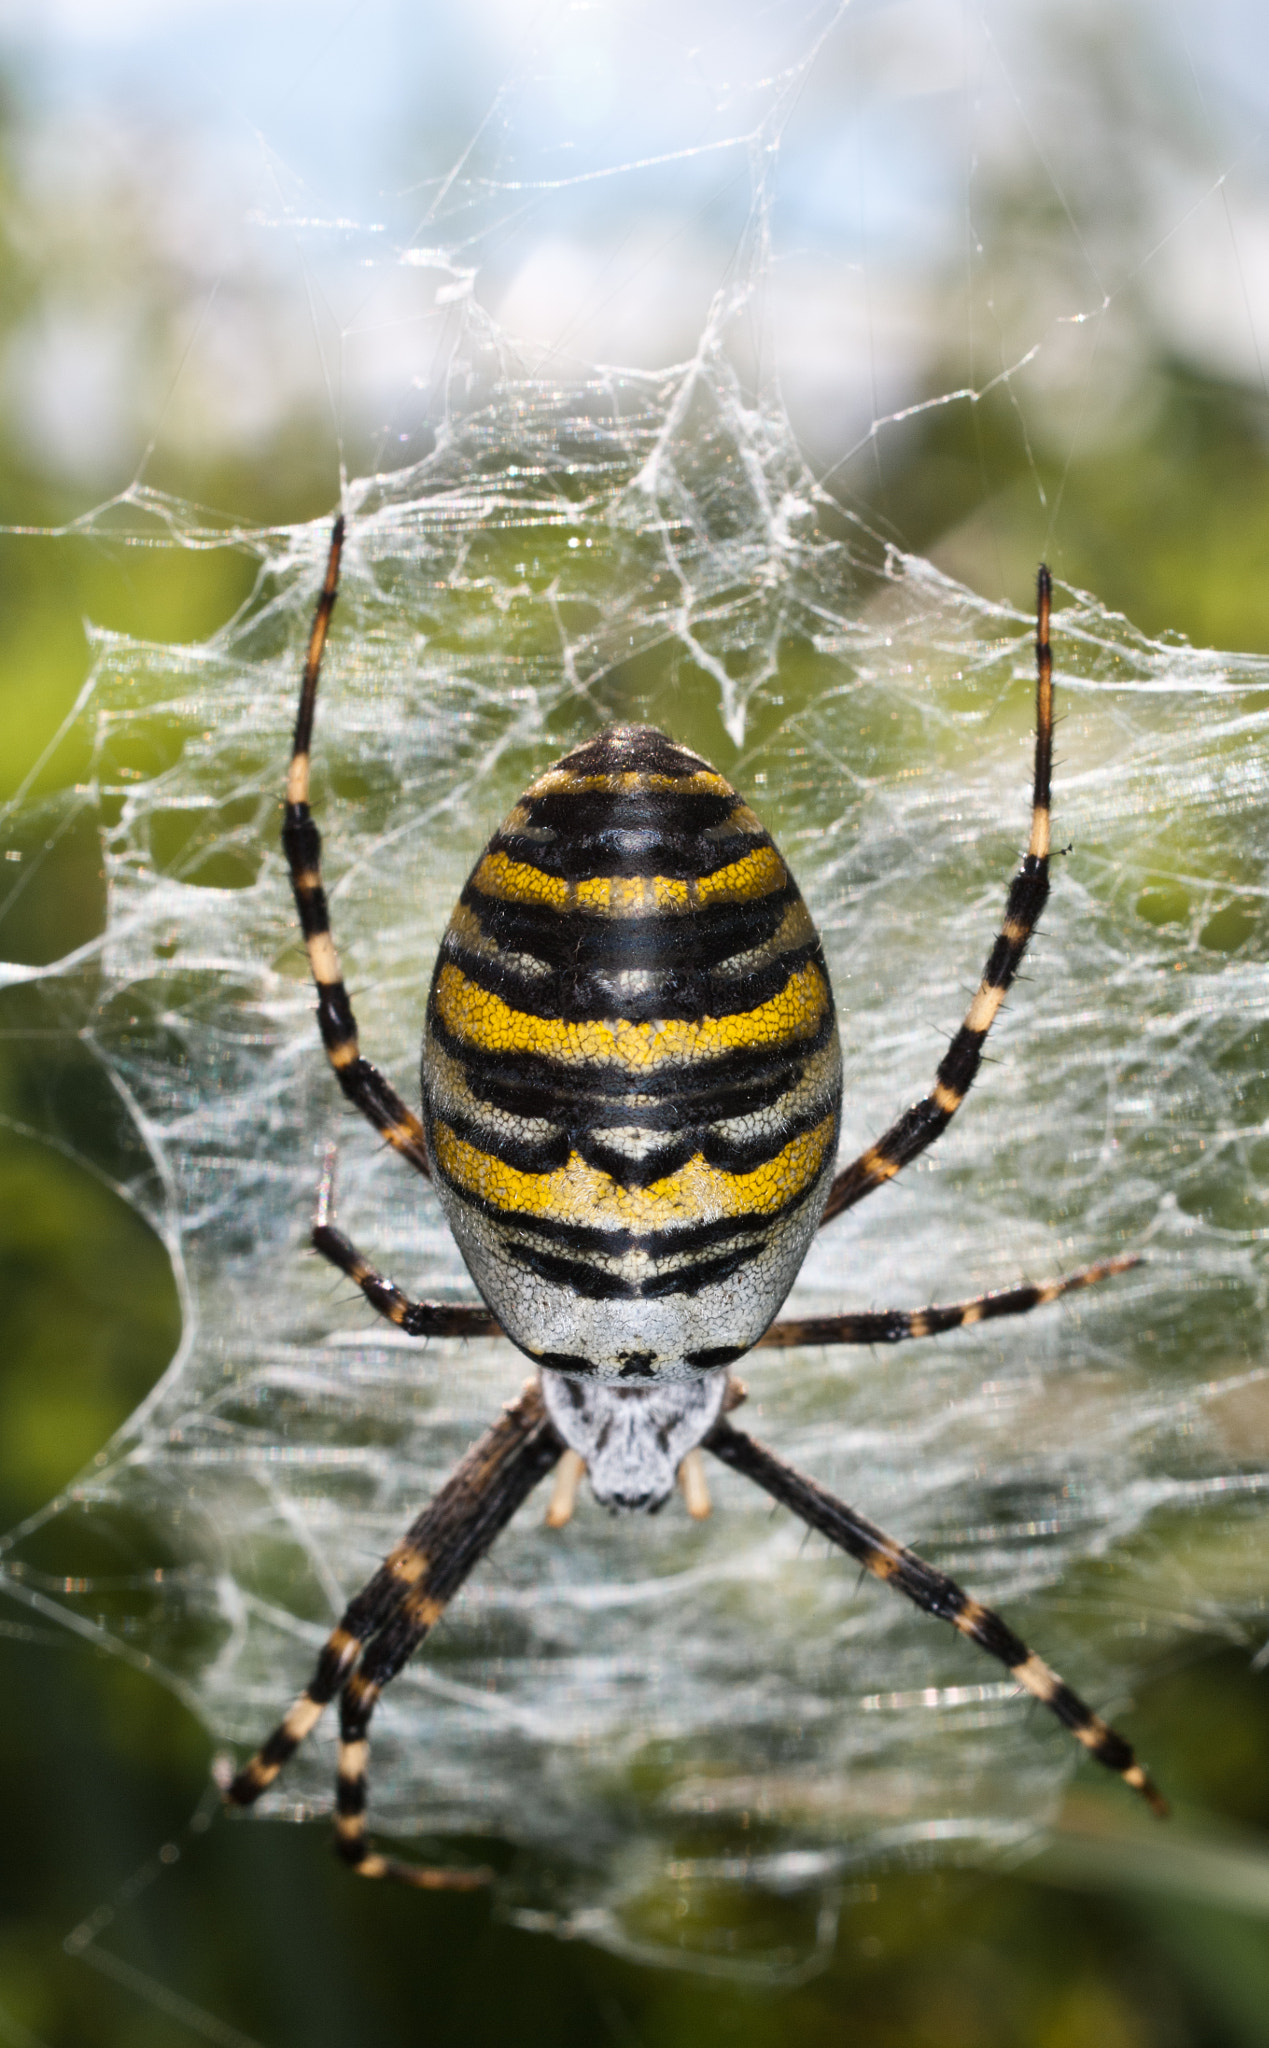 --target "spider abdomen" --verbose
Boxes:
[422,724,842,1380]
